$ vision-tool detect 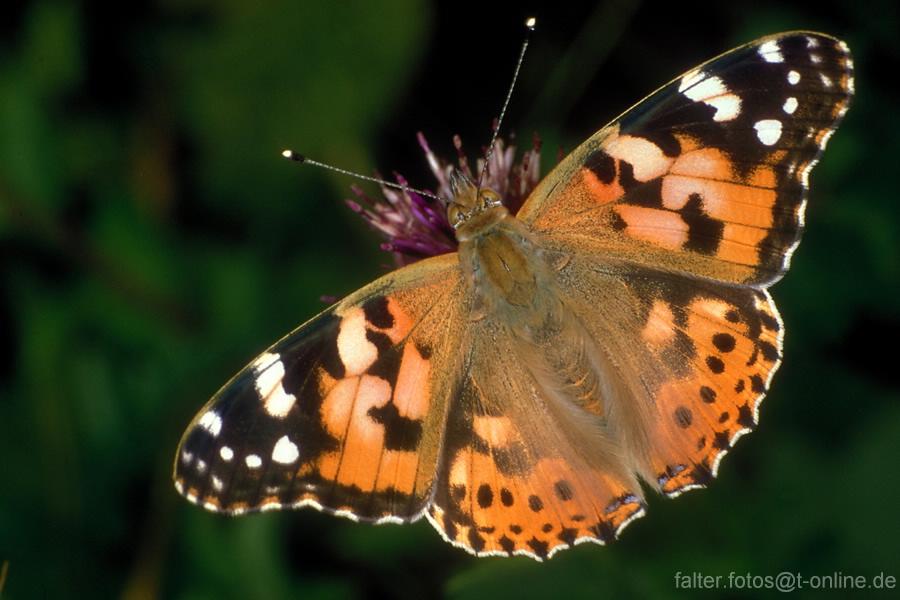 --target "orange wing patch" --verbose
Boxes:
[613,204,689,250]
[312,302,430,503]
[579,133,783,264]
[296,292,442,519]
[531,130,799,286]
